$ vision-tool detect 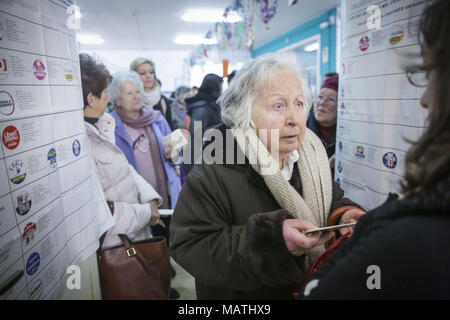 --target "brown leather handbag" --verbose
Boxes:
[97,234,170,300]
